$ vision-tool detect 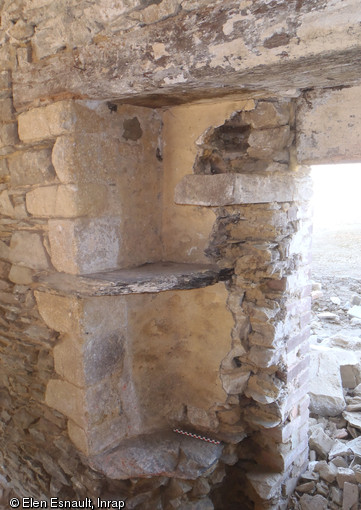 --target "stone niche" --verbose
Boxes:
[18,95,312,507]
[23,99,242,480]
